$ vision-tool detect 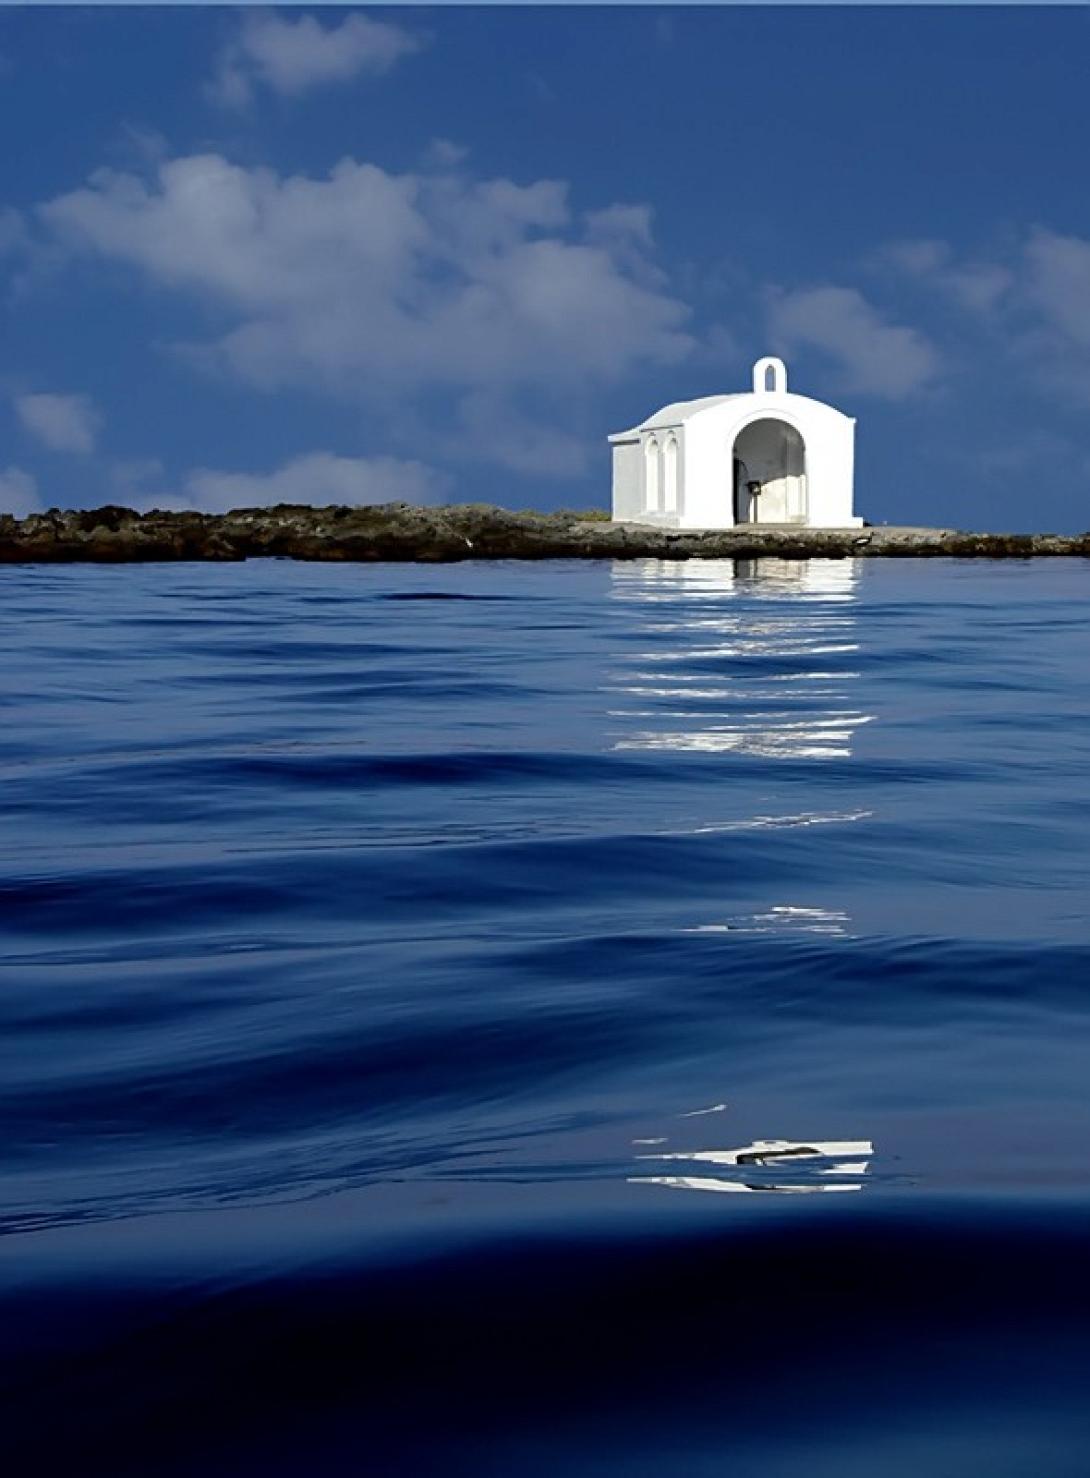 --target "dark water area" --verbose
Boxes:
[4,556,1090,1474]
